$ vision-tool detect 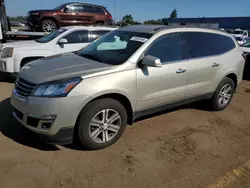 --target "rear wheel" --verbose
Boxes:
[41,19,57,32]
[212,77,235,111]
[77,98,127,150]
